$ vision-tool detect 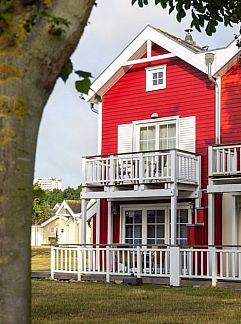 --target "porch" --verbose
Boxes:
[50,244,241,287]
